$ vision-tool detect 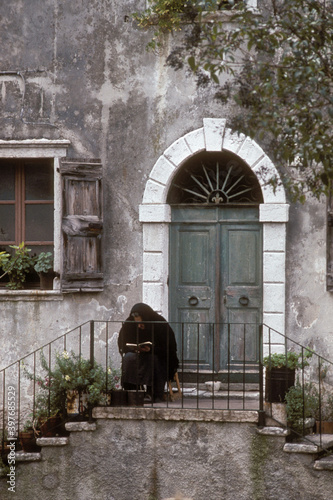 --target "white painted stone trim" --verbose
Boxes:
[260,204,289,222]
[0,139,70,294]
[140,118,288,336]
[139,204,171,223]
[0,139,70,157]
